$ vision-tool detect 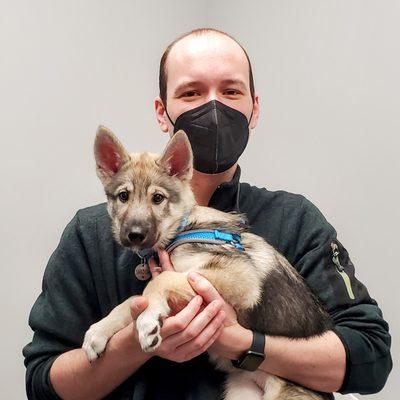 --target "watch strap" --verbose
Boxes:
[251,330,265,354]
